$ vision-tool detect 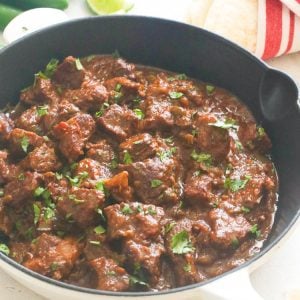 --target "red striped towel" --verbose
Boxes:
[256,0,300,59]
